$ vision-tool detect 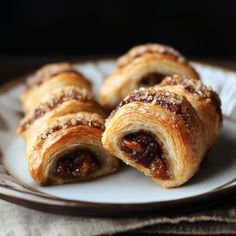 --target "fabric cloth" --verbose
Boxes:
[1,199,236,235]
